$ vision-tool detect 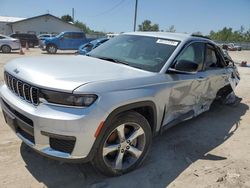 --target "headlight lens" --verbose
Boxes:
[39,89,98,107]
